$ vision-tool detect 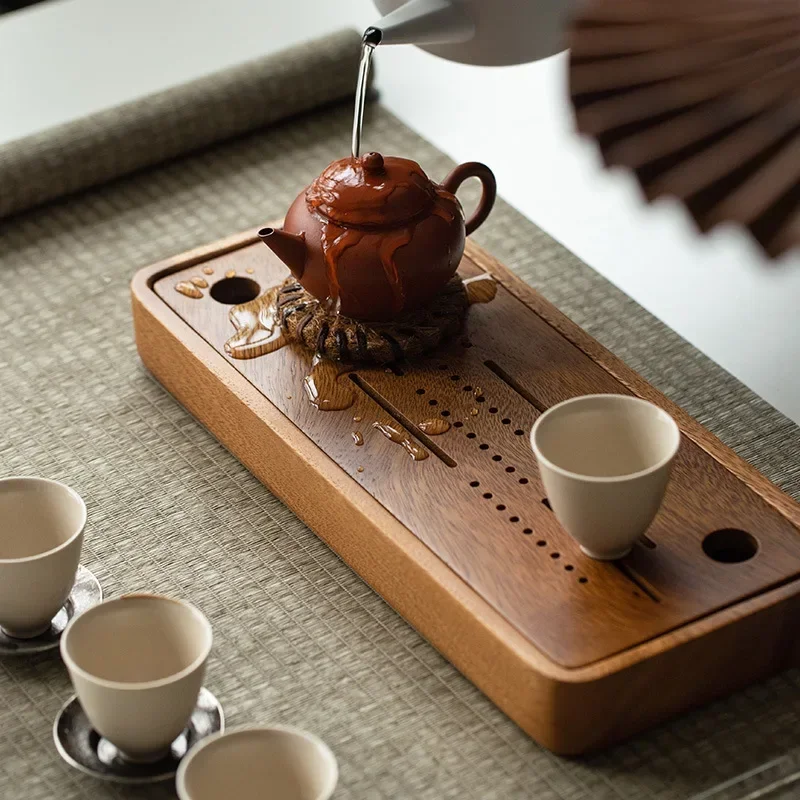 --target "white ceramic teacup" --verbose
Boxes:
[60,594,212,763]
[0,477,86,638]
[176,726,338,800]
[531,394,680,560]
